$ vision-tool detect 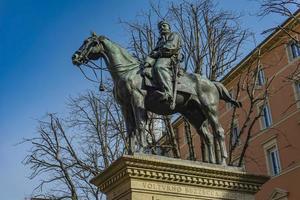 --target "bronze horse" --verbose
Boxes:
[72,33,241,165]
